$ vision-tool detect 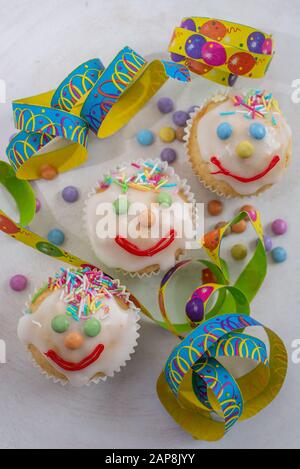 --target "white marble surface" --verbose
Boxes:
[1,0,300,449]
